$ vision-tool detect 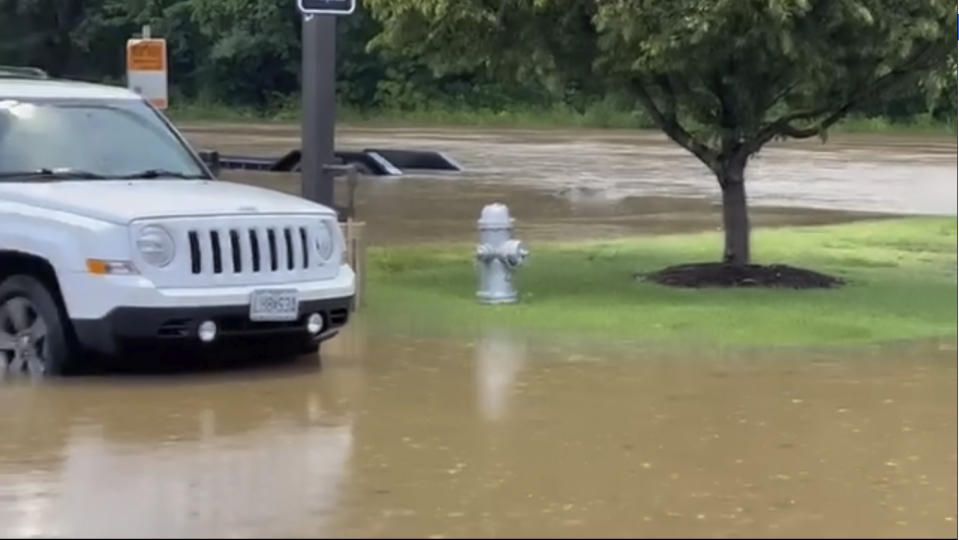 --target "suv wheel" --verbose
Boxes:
[0,275,75,376]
